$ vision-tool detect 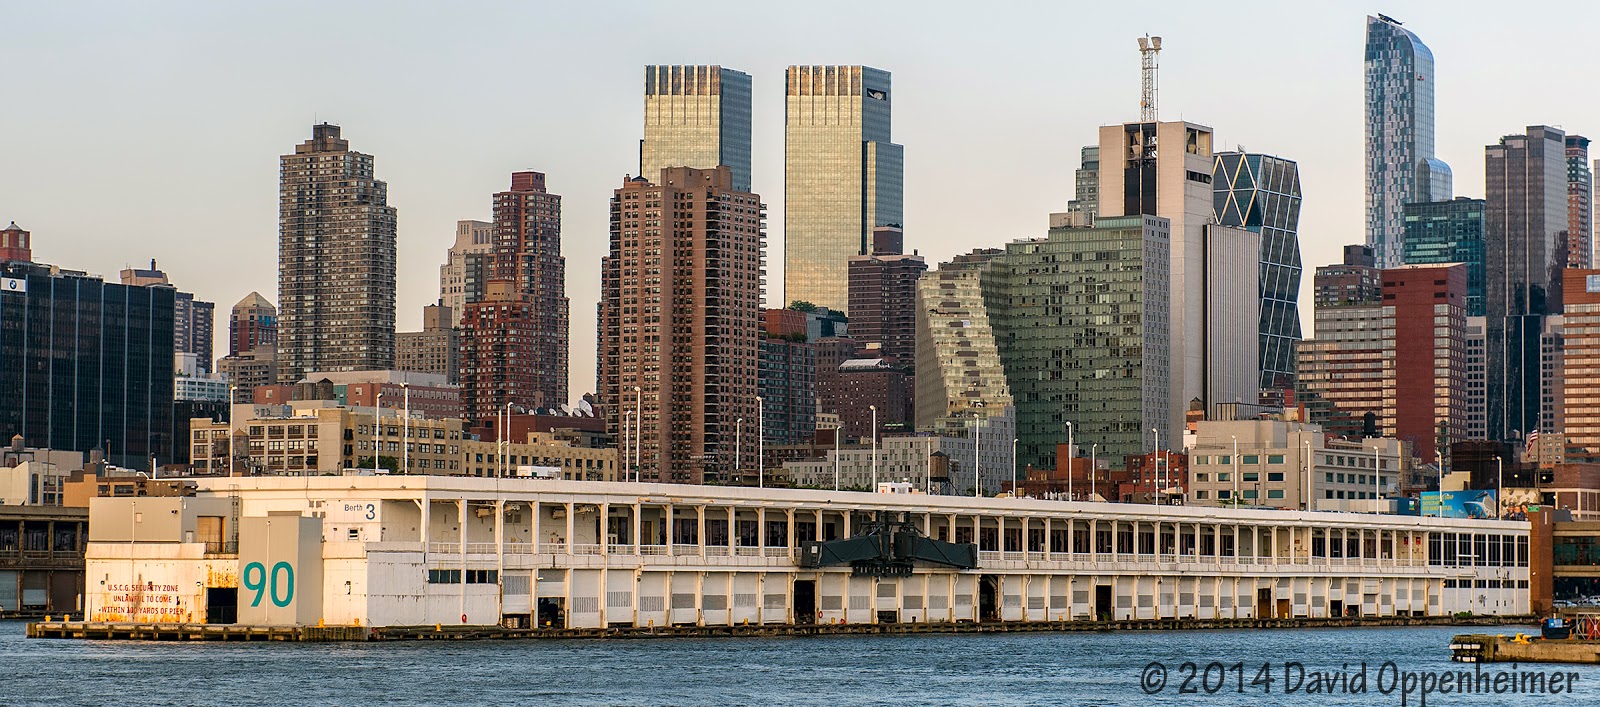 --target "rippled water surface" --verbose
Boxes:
[2,620,1594,705]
